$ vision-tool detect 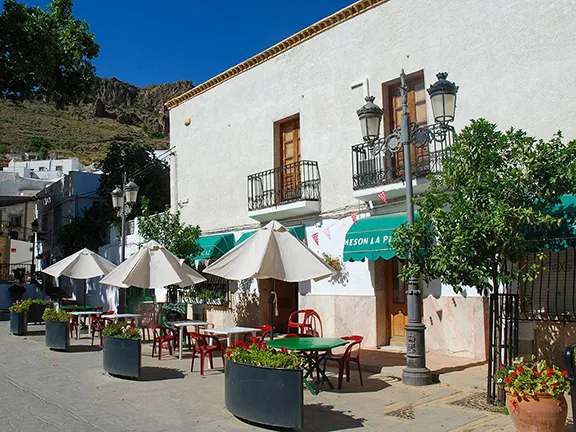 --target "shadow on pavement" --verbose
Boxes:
[23,330,45,336]
[317,372,393,394]
[139,366,186,381]
[303,403,366,431]
[67,345,103,353]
